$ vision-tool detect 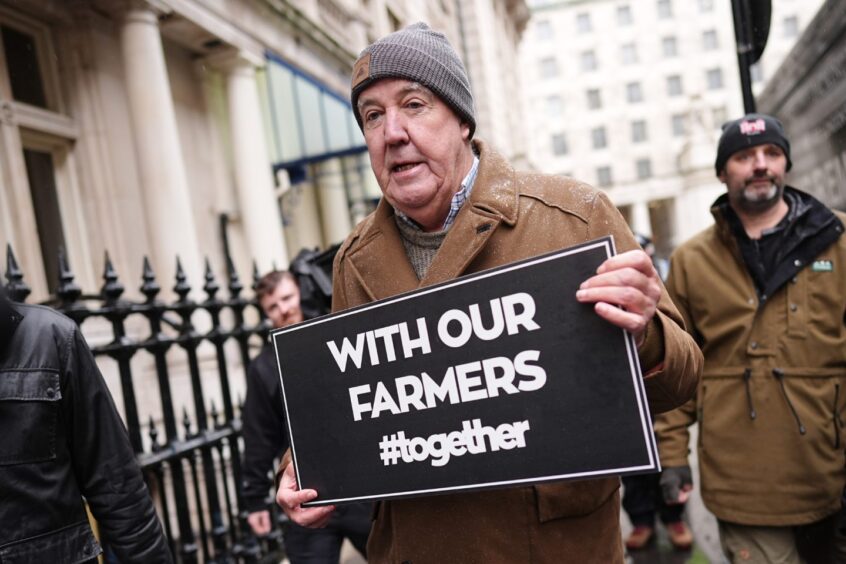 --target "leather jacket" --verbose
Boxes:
[0,295,171,562]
